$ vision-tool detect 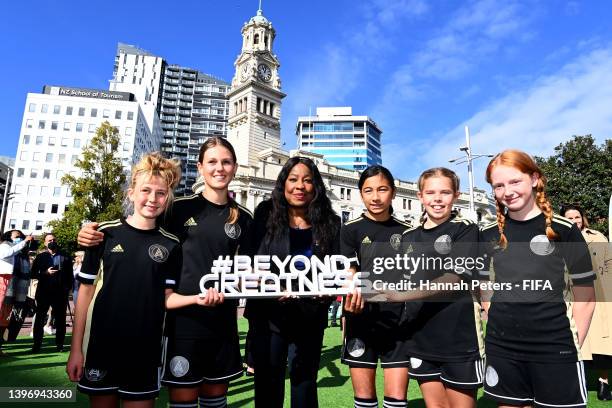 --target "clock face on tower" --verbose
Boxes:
[257,63,272,82]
